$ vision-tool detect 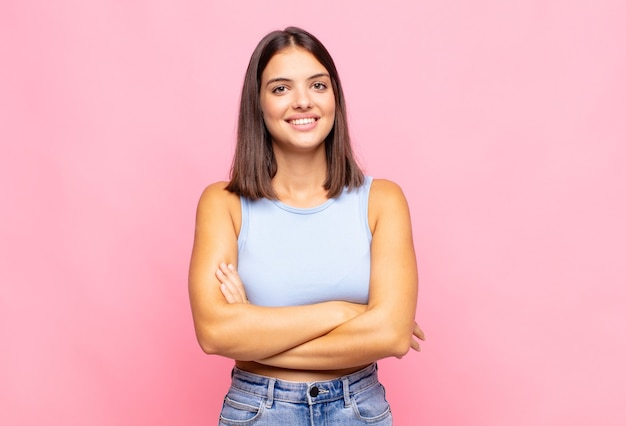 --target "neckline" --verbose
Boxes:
[271,197,336,214]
